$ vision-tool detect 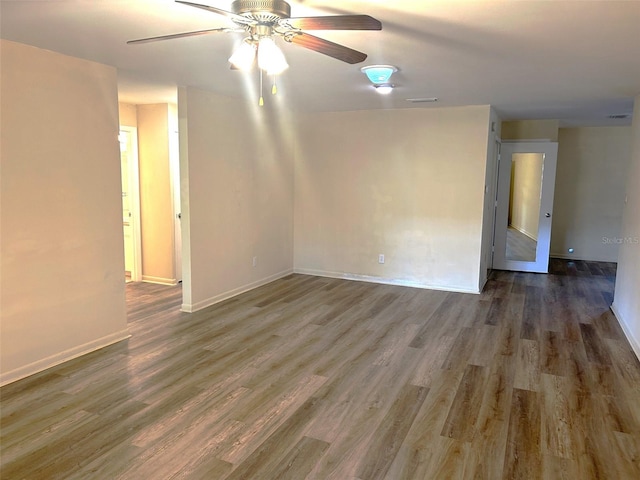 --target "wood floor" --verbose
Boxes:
[2,259,640,479]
